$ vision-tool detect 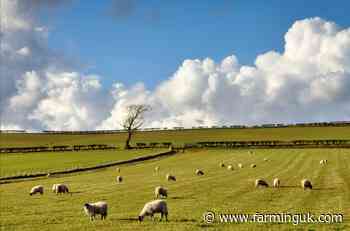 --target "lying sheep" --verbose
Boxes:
[273,178,280,188]
[155,186,168,198]
[238,163,243,169]
[166,174,176,181]
[250,164,257,168]
[195,169,204,176]
[227,165,234,171]
[52,184,69,194]
[116,176,123,183]
[255,179,269,188]
[30,185,44,196]
[220,162,225,168]
[301,179,312,190]
[138,199,168,222]
[83,201,108,221]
